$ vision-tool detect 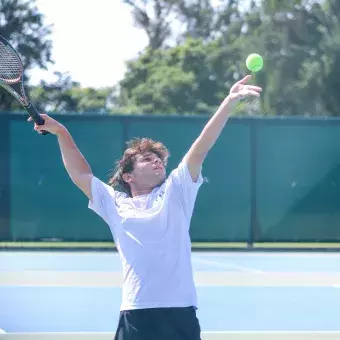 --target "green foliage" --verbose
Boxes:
[118,0,340,117]
[30,72,113,114]
[4,0,340,116]
[117,39,217,114]
[0,0,53,110]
